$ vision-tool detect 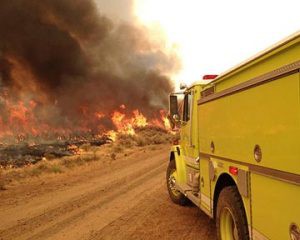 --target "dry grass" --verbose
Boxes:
[1,150,105,188]
[106,126,173,160]
[115,126,173,148]
[61,153,99,169]
[80,143,92,152]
